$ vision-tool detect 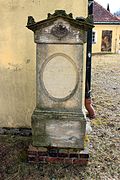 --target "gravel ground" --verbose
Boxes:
[0,54,120,180]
